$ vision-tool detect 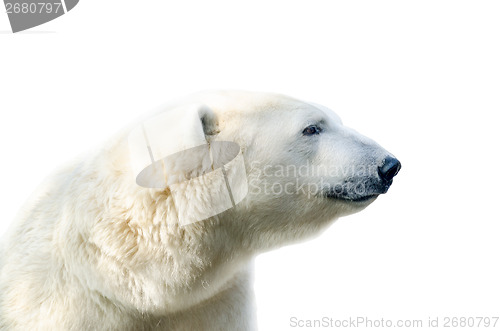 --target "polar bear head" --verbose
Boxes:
[127,90,401,251]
